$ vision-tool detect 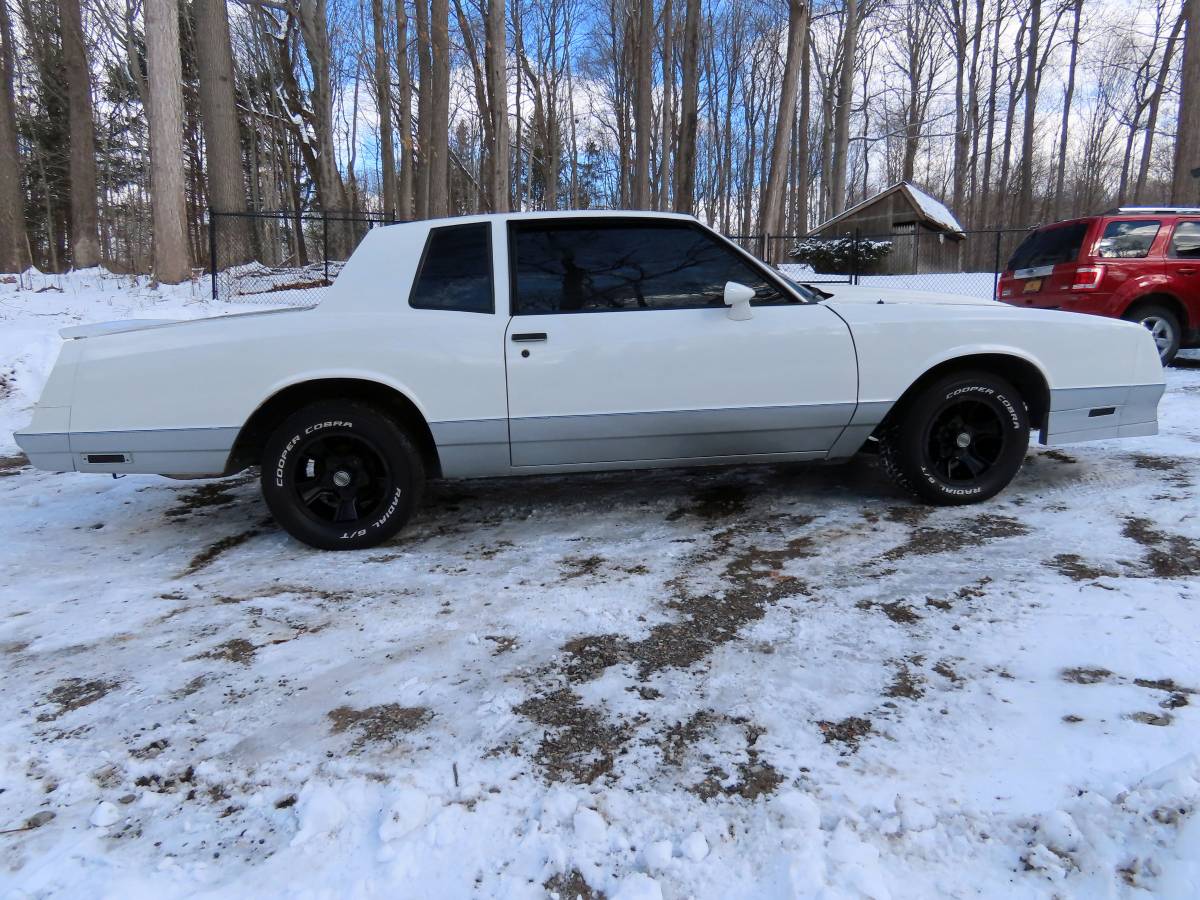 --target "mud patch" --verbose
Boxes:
[883,515,1028,561]
[885,660,926,699]
[1061,667,1113,685]
[667,483,751,521]
[328,704,432,750]
[197,639,256,666]
[1042,449,1077,464]
[38,677,119,721]
[484,635,518,655]
[165,476,252,518]
[562,634,628,682]
[858,599,921,624]
[884,505,931,525]
[817,716,872,753]
[1128,711,1173,727]
[182,528,262,576]
[1045,553,1118,582]
[514,689,632,784]
[1122,517,1200,578]
[560,554,606,580]
[661,712,782,801]
[545,869,605,900]
[0,453,28,477]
